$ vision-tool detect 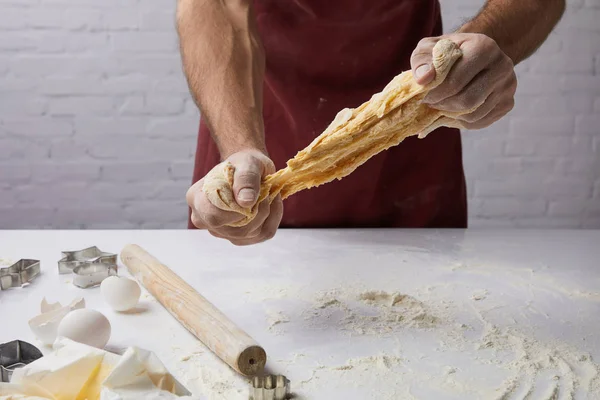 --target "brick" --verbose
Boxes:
[529,52,593,74]
[512,95,593,116]
[9,55,108,78]
[554,158,598,176]
[169,161,193,180]
[1,118,74,136]
[39,78,104,95]
[64,9,104,31]
[0,207,56,229]
[123,200,188,225]
[117,96,145,115]
[144,96,185,115]
[474,179,542,199]
[478,199,547,218]
[153,76,190,94]
[468,218,518,228]
[0,7,26,29]
[111,32,177,52]
[54,206,128,228]
[184,99,200,116]
[0,138,49,160]
[516,74,561,95]
[49,138,91,161]
[26,9,65,29]
[115,55,183,75]
[0,95,47,115]
[0,33,37,51]
[559,76,600,93]
[40,0,137,7]
[510,116,574,136]
[575,116,600,135]
[99,10,139,31]
[566,8,600,30]
[0,164,31,184]
[102,75,153,94]
[30,162,101,183]
[140,11,176,31]
[146,117,198,137]
[0,78,38,91]
[101,161,170,182]
[85,135,193,160]
[544,177,594,198]
[48,97,114,116]
[14,182,89,206]
[73,117,146,135]
[548,199,592,217]
[514,218,579,229]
